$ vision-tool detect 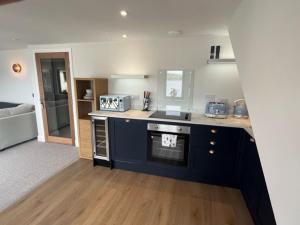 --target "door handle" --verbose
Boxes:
[40,99,45,109]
